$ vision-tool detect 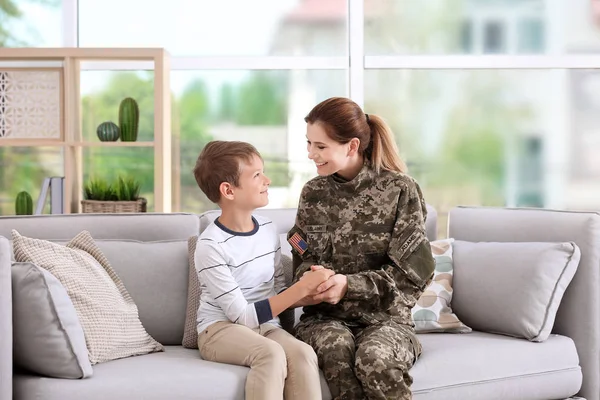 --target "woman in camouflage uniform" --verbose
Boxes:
[287,97,435,400]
